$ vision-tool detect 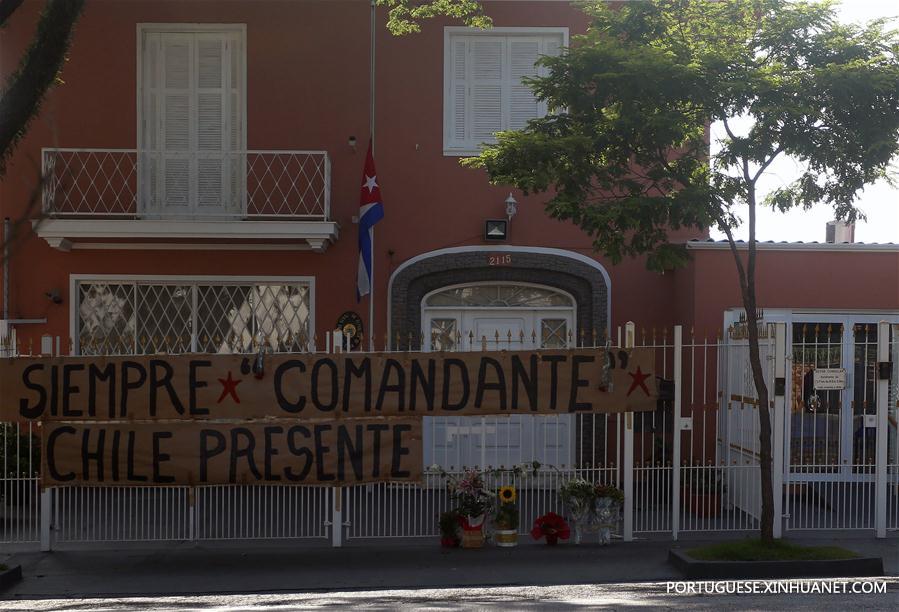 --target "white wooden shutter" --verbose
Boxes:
[228,35,243,213]
[445,31,565,153]
[140,33,161,213]
[196,34,226,211]
[140,28,243,216]
[448,38,469,147]
[539,36,563,117]
[161,33,192,212]
[508,38,541,131]
[470,37,505,142]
